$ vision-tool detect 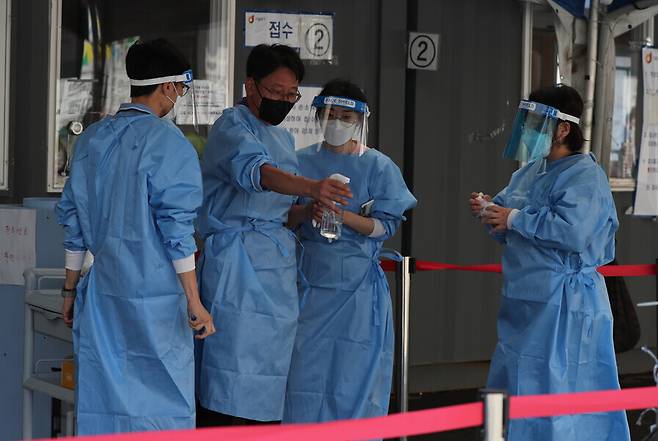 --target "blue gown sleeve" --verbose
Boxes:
[508,167,613,253]
[146,126,203,261]
[205,109,276,193]
[369,155,417,241]
[56,147,87,252]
